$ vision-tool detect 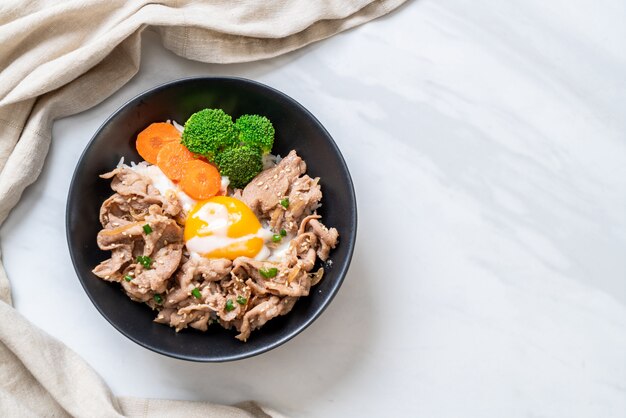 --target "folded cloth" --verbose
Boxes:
[0,0,407,416]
